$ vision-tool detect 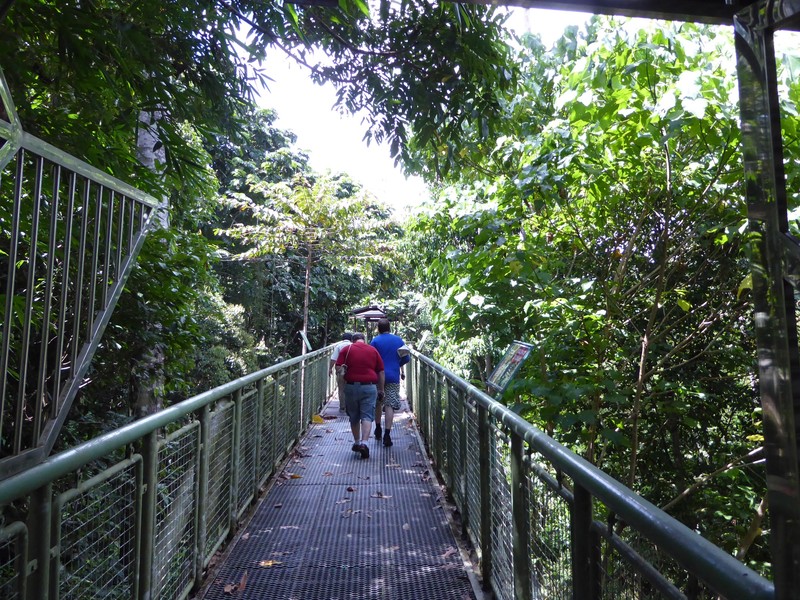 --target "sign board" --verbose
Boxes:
[487,341,534,394]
